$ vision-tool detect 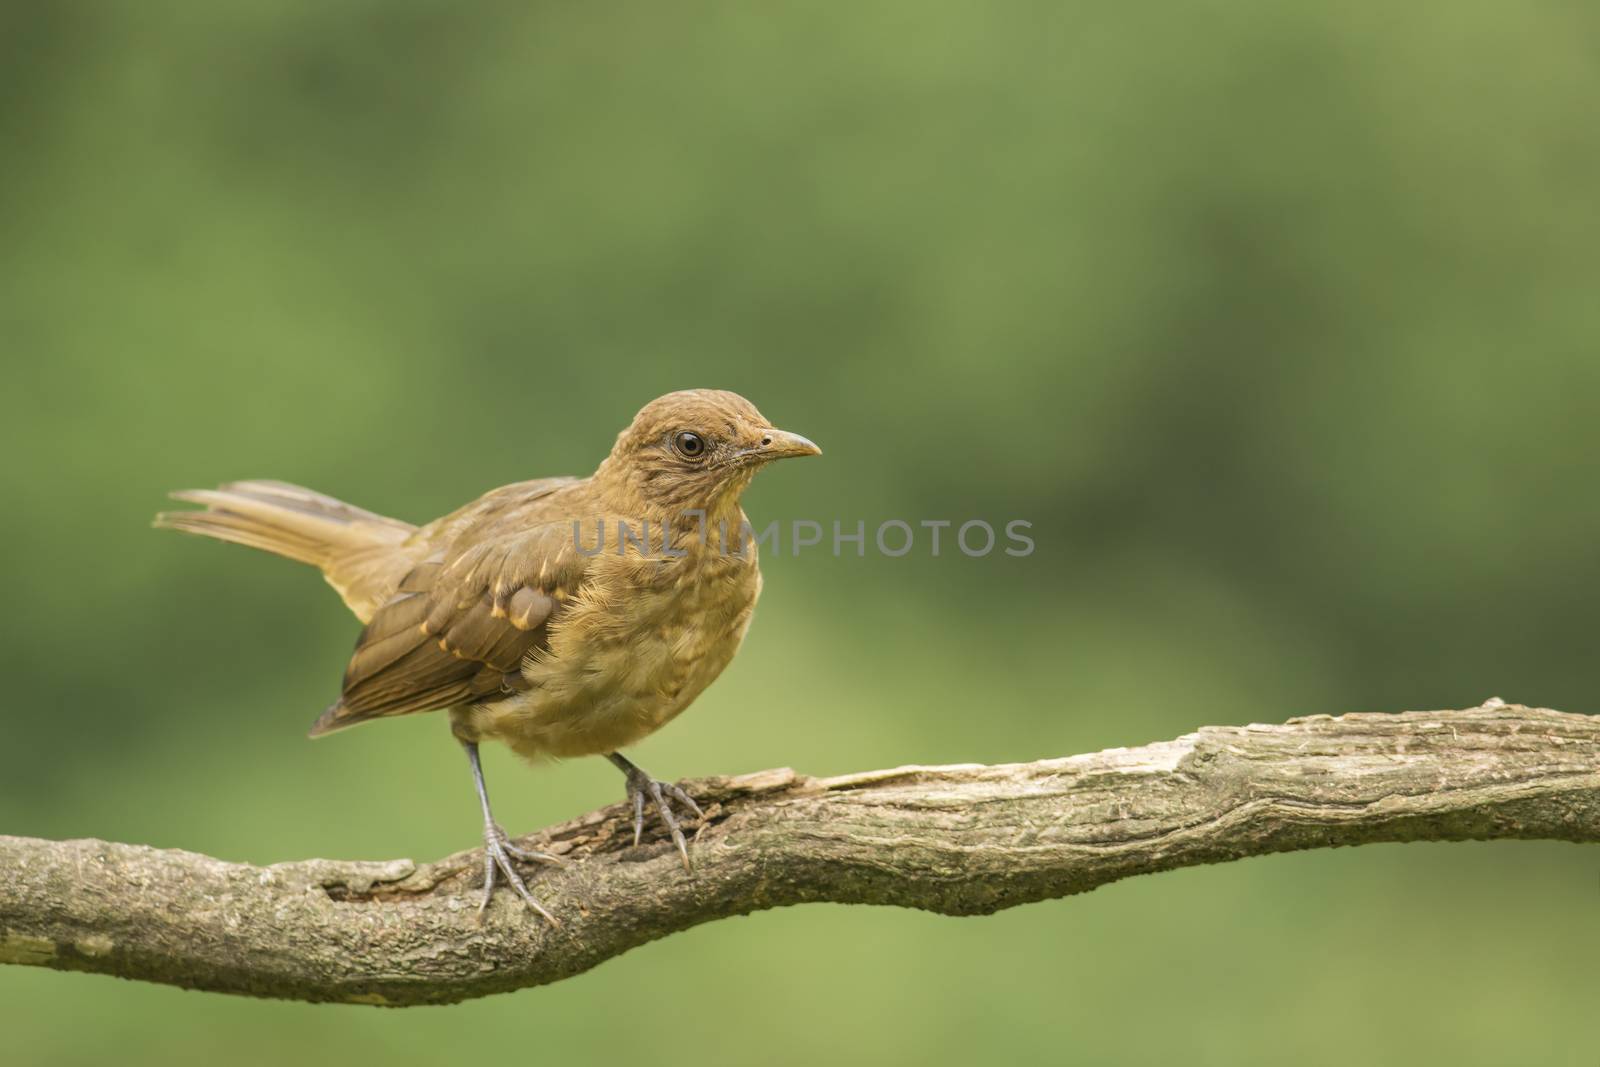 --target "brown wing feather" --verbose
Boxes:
[308,479,589,737]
